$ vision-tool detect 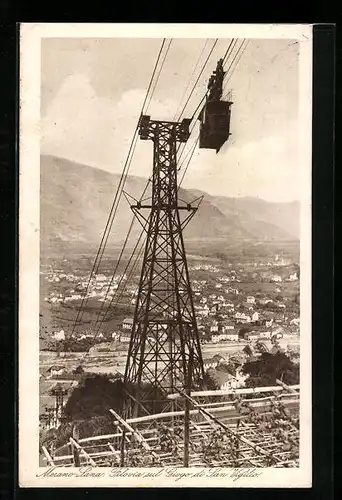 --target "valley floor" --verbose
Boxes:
[39,335,300,413]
